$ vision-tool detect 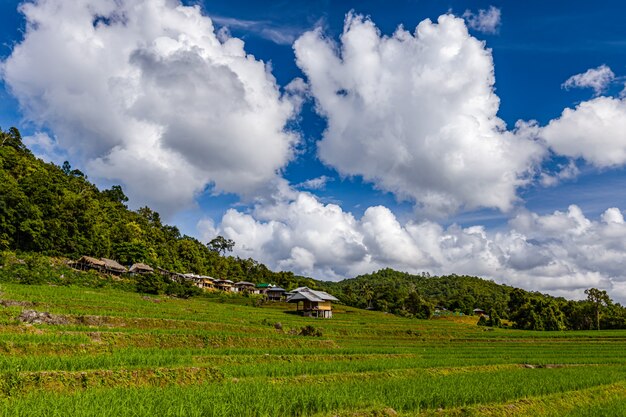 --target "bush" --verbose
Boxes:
[135,273,166,295]
[299,325,323,337]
